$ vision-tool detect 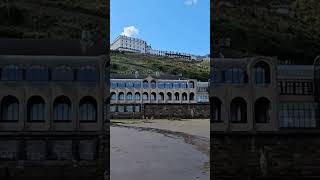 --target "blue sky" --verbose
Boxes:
[110,0,210,56]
